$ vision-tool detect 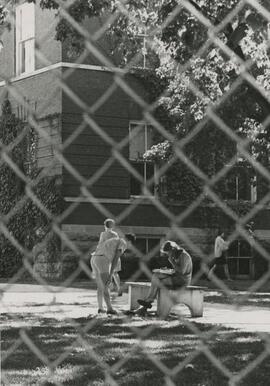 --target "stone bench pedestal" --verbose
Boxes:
[157,286,204,318]
[127,282,204,319]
